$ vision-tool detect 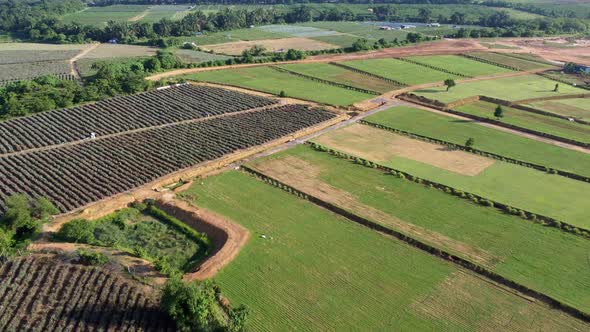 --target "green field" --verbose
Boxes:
[467,52,555,71]
[456,101,590,143]
[363,106,590,178]
[181,171,588,330]
[63,5,150,26]
[406,55,514,77]
[249,145,590,313]
[340,58,461,85]
[313,122,590,228]
[527,98,590,121]
[279,63,401,93]
[415,75,586,103]
[165,28,290,47]
[183,66,373,105]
